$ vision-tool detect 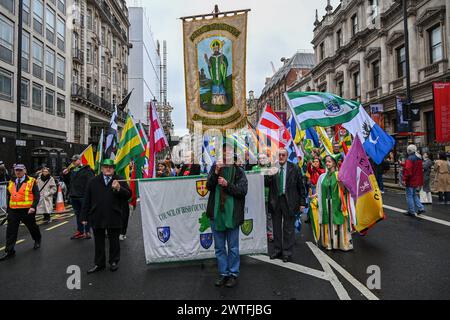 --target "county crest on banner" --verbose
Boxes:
[182,8,249,132]
[196,180,209,197]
